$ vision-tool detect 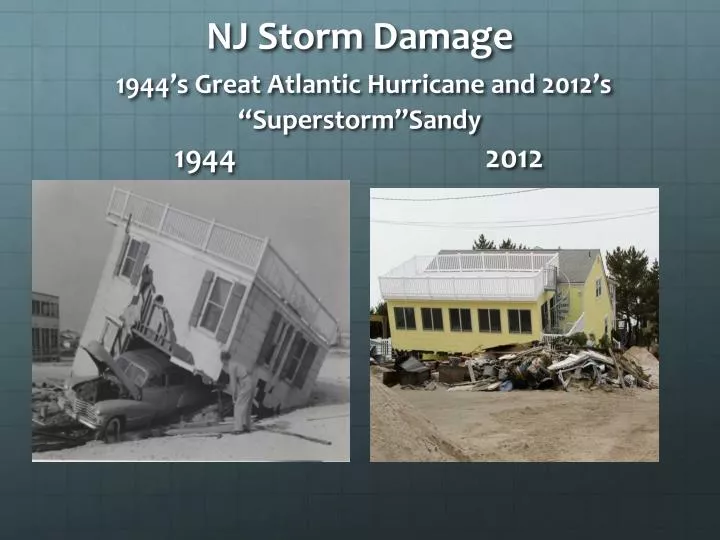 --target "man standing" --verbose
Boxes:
[221,351,256,434]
